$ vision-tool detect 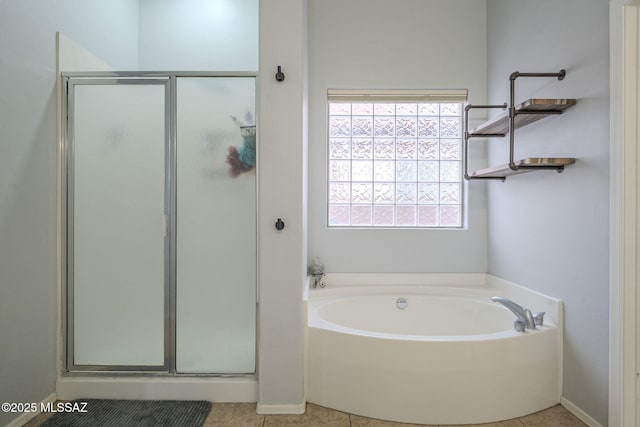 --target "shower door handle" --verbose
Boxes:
[163,214,169,238]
